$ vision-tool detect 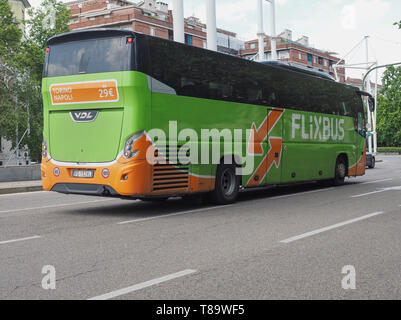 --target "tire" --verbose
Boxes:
[211,164,240,205]
[369,157,376,169]
[334,157,347,186]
